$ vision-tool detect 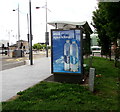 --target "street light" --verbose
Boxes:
[36,0,49,57]
[29,0,33,65]
[13,4,21,50]
[13,4,20,41]
[13,2,33,65]
[45,0,49,57]
[7,30,13,56]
